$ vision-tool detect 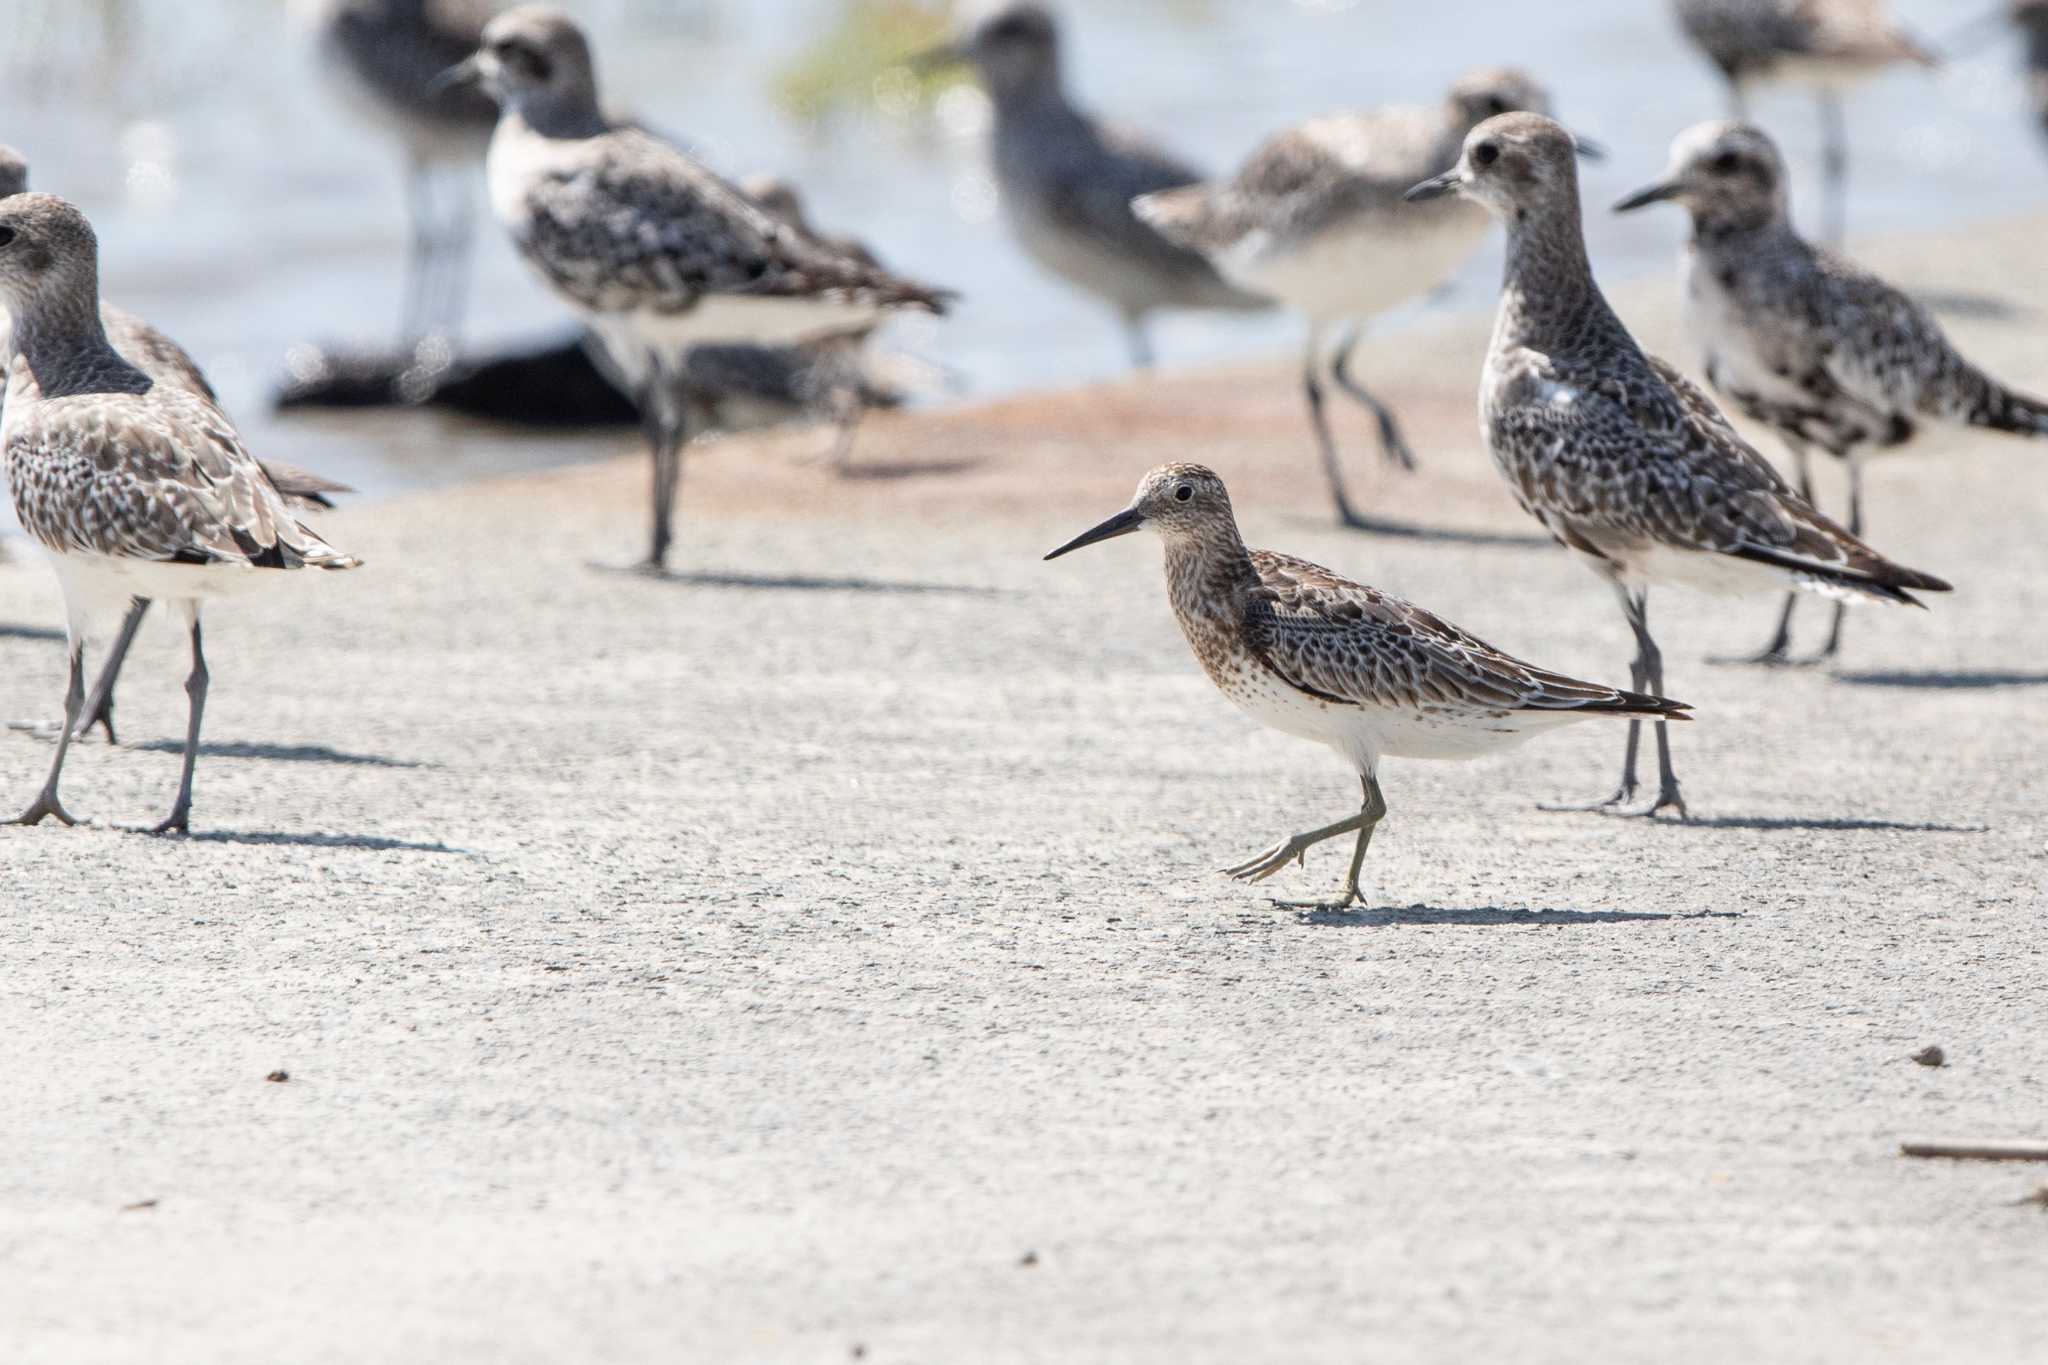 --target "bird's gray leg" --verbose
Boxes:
[1301,321,1365,528]
[401,155,434,344]
[432,172,477,340]
[1260,773,1391,910]
[1225,799,1371,895]
[1120,308,1155,371]
[1541,583,1650,813]
[1727,80,1749,121]
[138,609,206,836]
[9,638,85,827]
[1814,456,1863,661]
[1634,592,1688,819]
[77,596,150,743]
[8,596,146,741]
[1331,325,1418,471]
[824,400,862,473]
[1722,439,1813,665]
[1818,88,1849,247]
[640,369,688,572]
